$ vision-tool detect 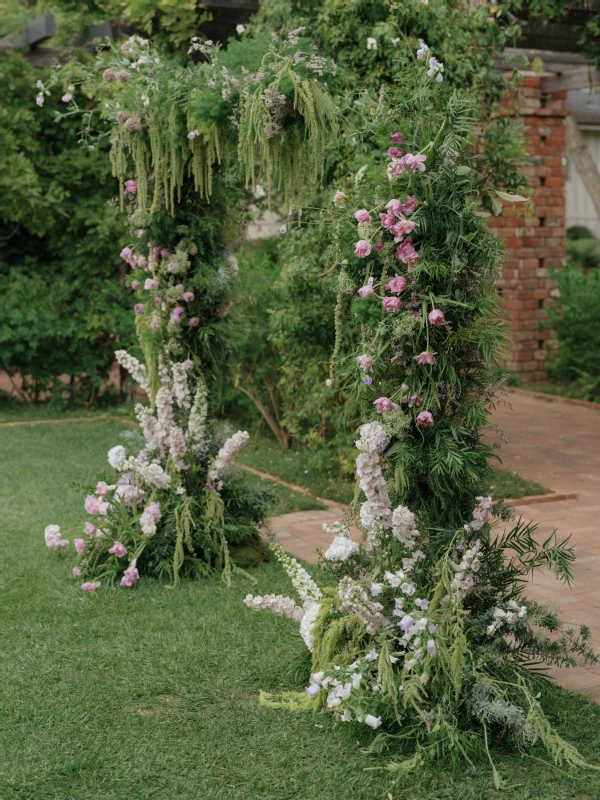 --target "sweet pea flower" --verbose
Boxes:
[391,218,418,240]
[81,581,101,593]
[354,239,372,258]
[187,130,199,139]
[72,567,82,577]
[414,351,437,365]
[61,93,72,103]
[333,190,348,207]
[387,159,406,179]
[357,277,375,297]
[85,495,101,515]
[374,396,399,413]
[120,559,140,587]
[356,354,375,371]
[380,212,396,229]
[416,411,434,426]
[428,309,446,326]
[109,541,128,557]
[387,147,403,158]
[385,275,407,294]
[134,303,144,314]
[183,291,195,302]
[189,317,200,328]
[354,209,373,224]
[144,278,158,291]
[74,538,86,554]
[365,714,382,729]
[408,393,422,408]
[403,153,427,172]
[131,279,141,290]
[95,481,111,496]
[124,180,138,194]
[390,131,406,145]
[84,522,97,537]
[382,296,401,313]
